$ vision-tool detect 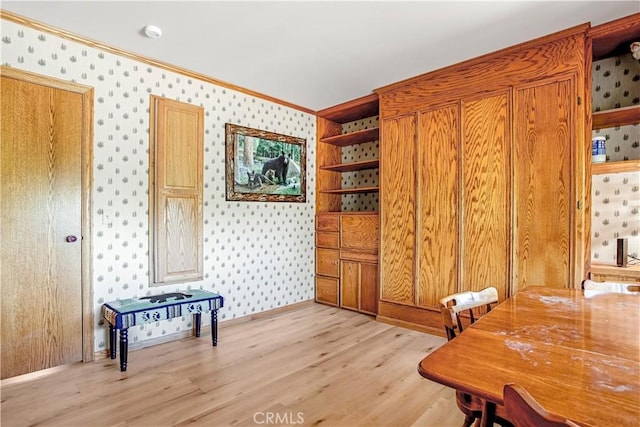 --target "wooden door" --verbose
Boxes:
[380,114,416,305]
[1,70,90,379]
[461,93,511,301]
[416,105,459,308]
[513,77,574,292]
